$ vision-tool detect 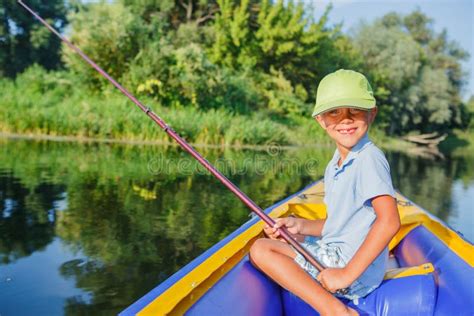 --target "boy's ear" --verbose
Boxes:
[368,107,378,124]
[315,115,327,129]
